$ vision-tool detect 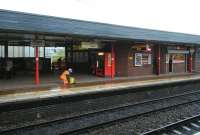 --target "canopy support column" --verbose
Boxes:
[35,47,40,85]
[111,44,115,79]
[189,53,193,73]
